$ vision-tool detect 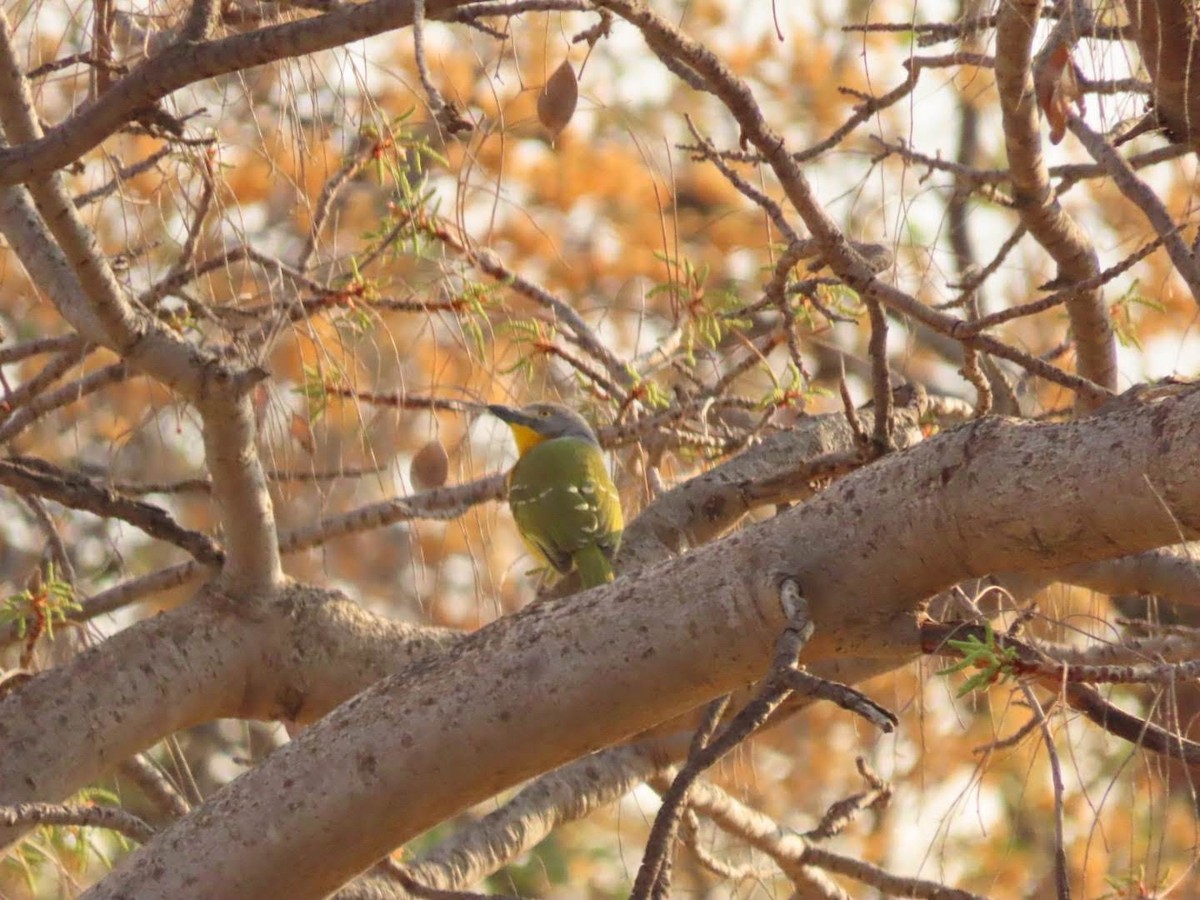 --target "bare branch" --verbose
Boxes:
[0,362,131,445]
[595,0,1113,406]
[118,754,191,821]
[0,456,225,565]
[1066,114,1200,301]
[1021,687,1069,900]
[0,801,155,844]
[993,0,1115,401]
